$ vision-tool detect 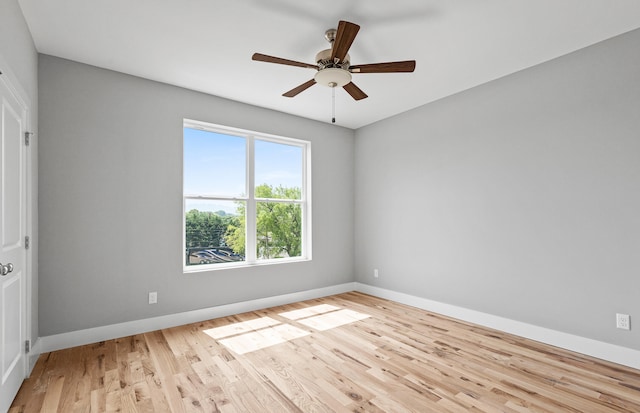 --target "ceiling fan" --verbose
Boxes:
[252,20,416,101]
